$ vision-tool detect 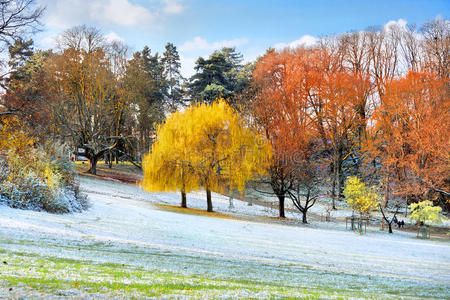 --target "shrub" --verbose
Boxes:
[409,200,444,226]
[0,147,88,213]
[0,119,88,213]
[343,176,379,217]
